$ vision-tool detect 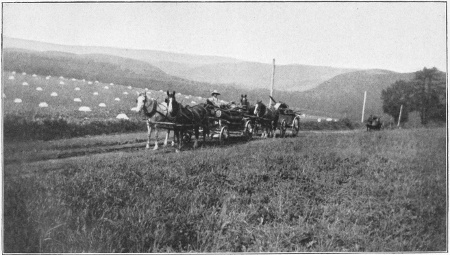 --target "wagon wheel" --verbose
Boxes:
[292,116,300,137]
[219,126,229,144]
[280,120,287,138]
[244,120,253,140]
